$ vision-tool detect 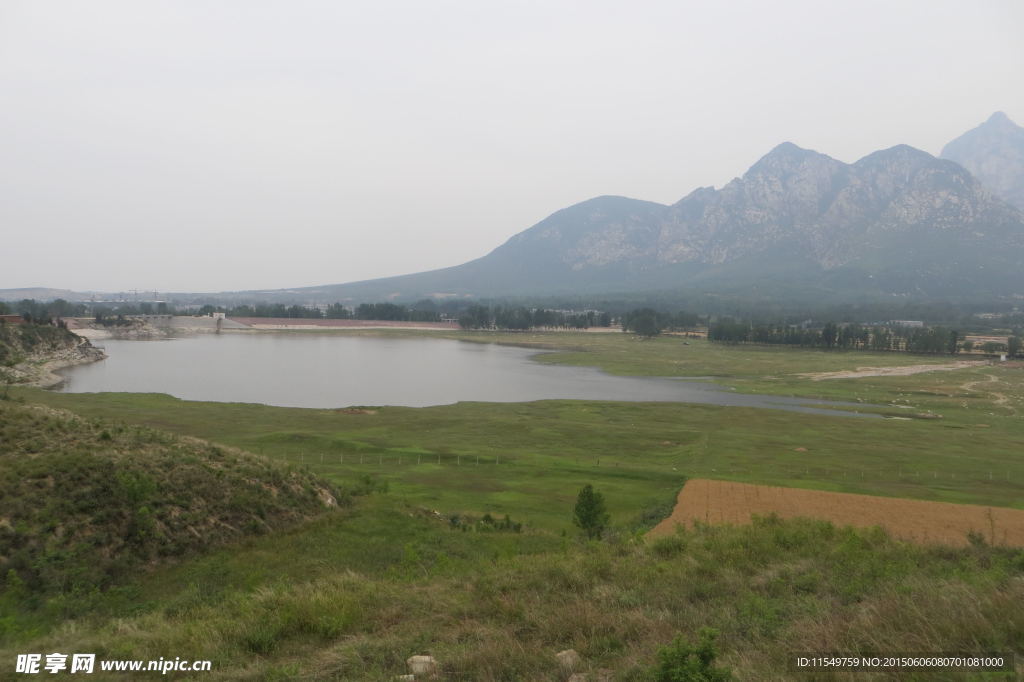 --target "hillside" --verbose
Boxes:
[0,400,338,598]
